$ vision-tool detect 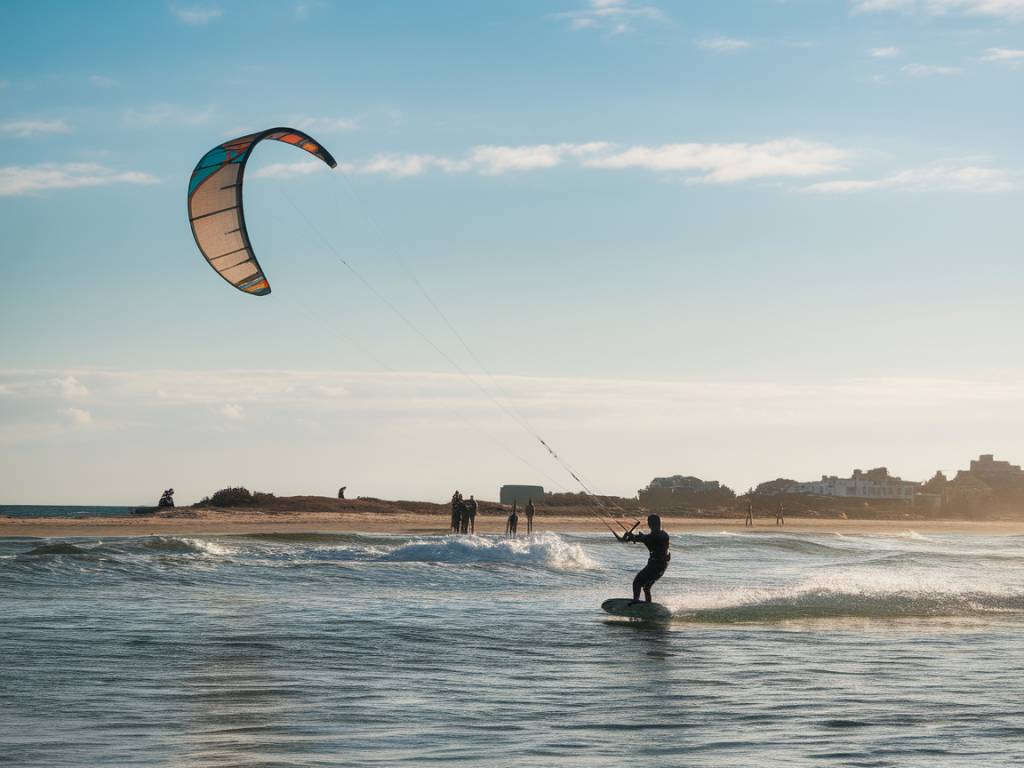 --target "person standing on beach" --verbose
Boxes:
[525,498,535,534]
[451,491,463,534]
[506,501,519,538]
[466,495,478,534]
[776,503,785,526]
[617,514,671,603]
[745,501,753,527]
